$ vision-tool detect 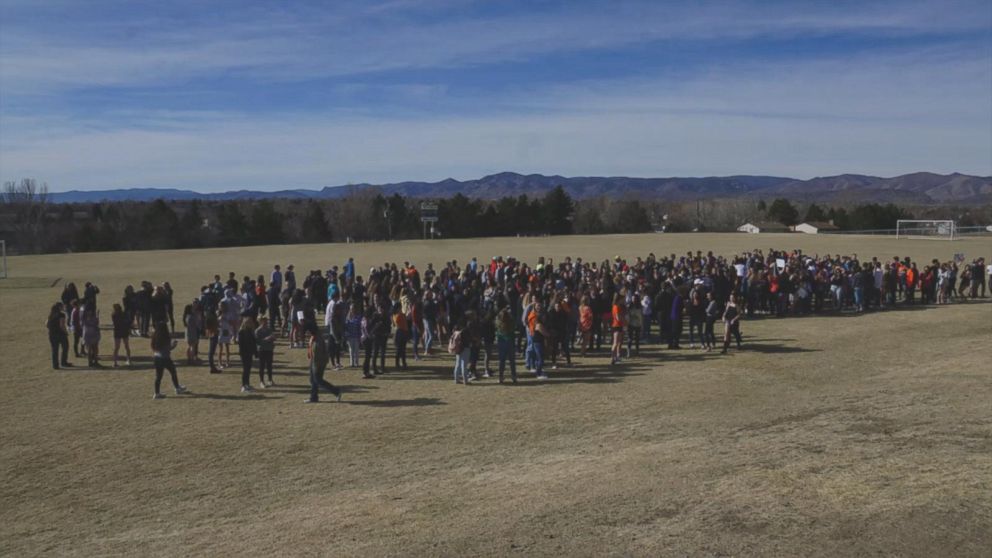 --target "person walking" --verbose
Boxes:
[150,324,187,399]
[46,303,72,370]
[305,325,342,403]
